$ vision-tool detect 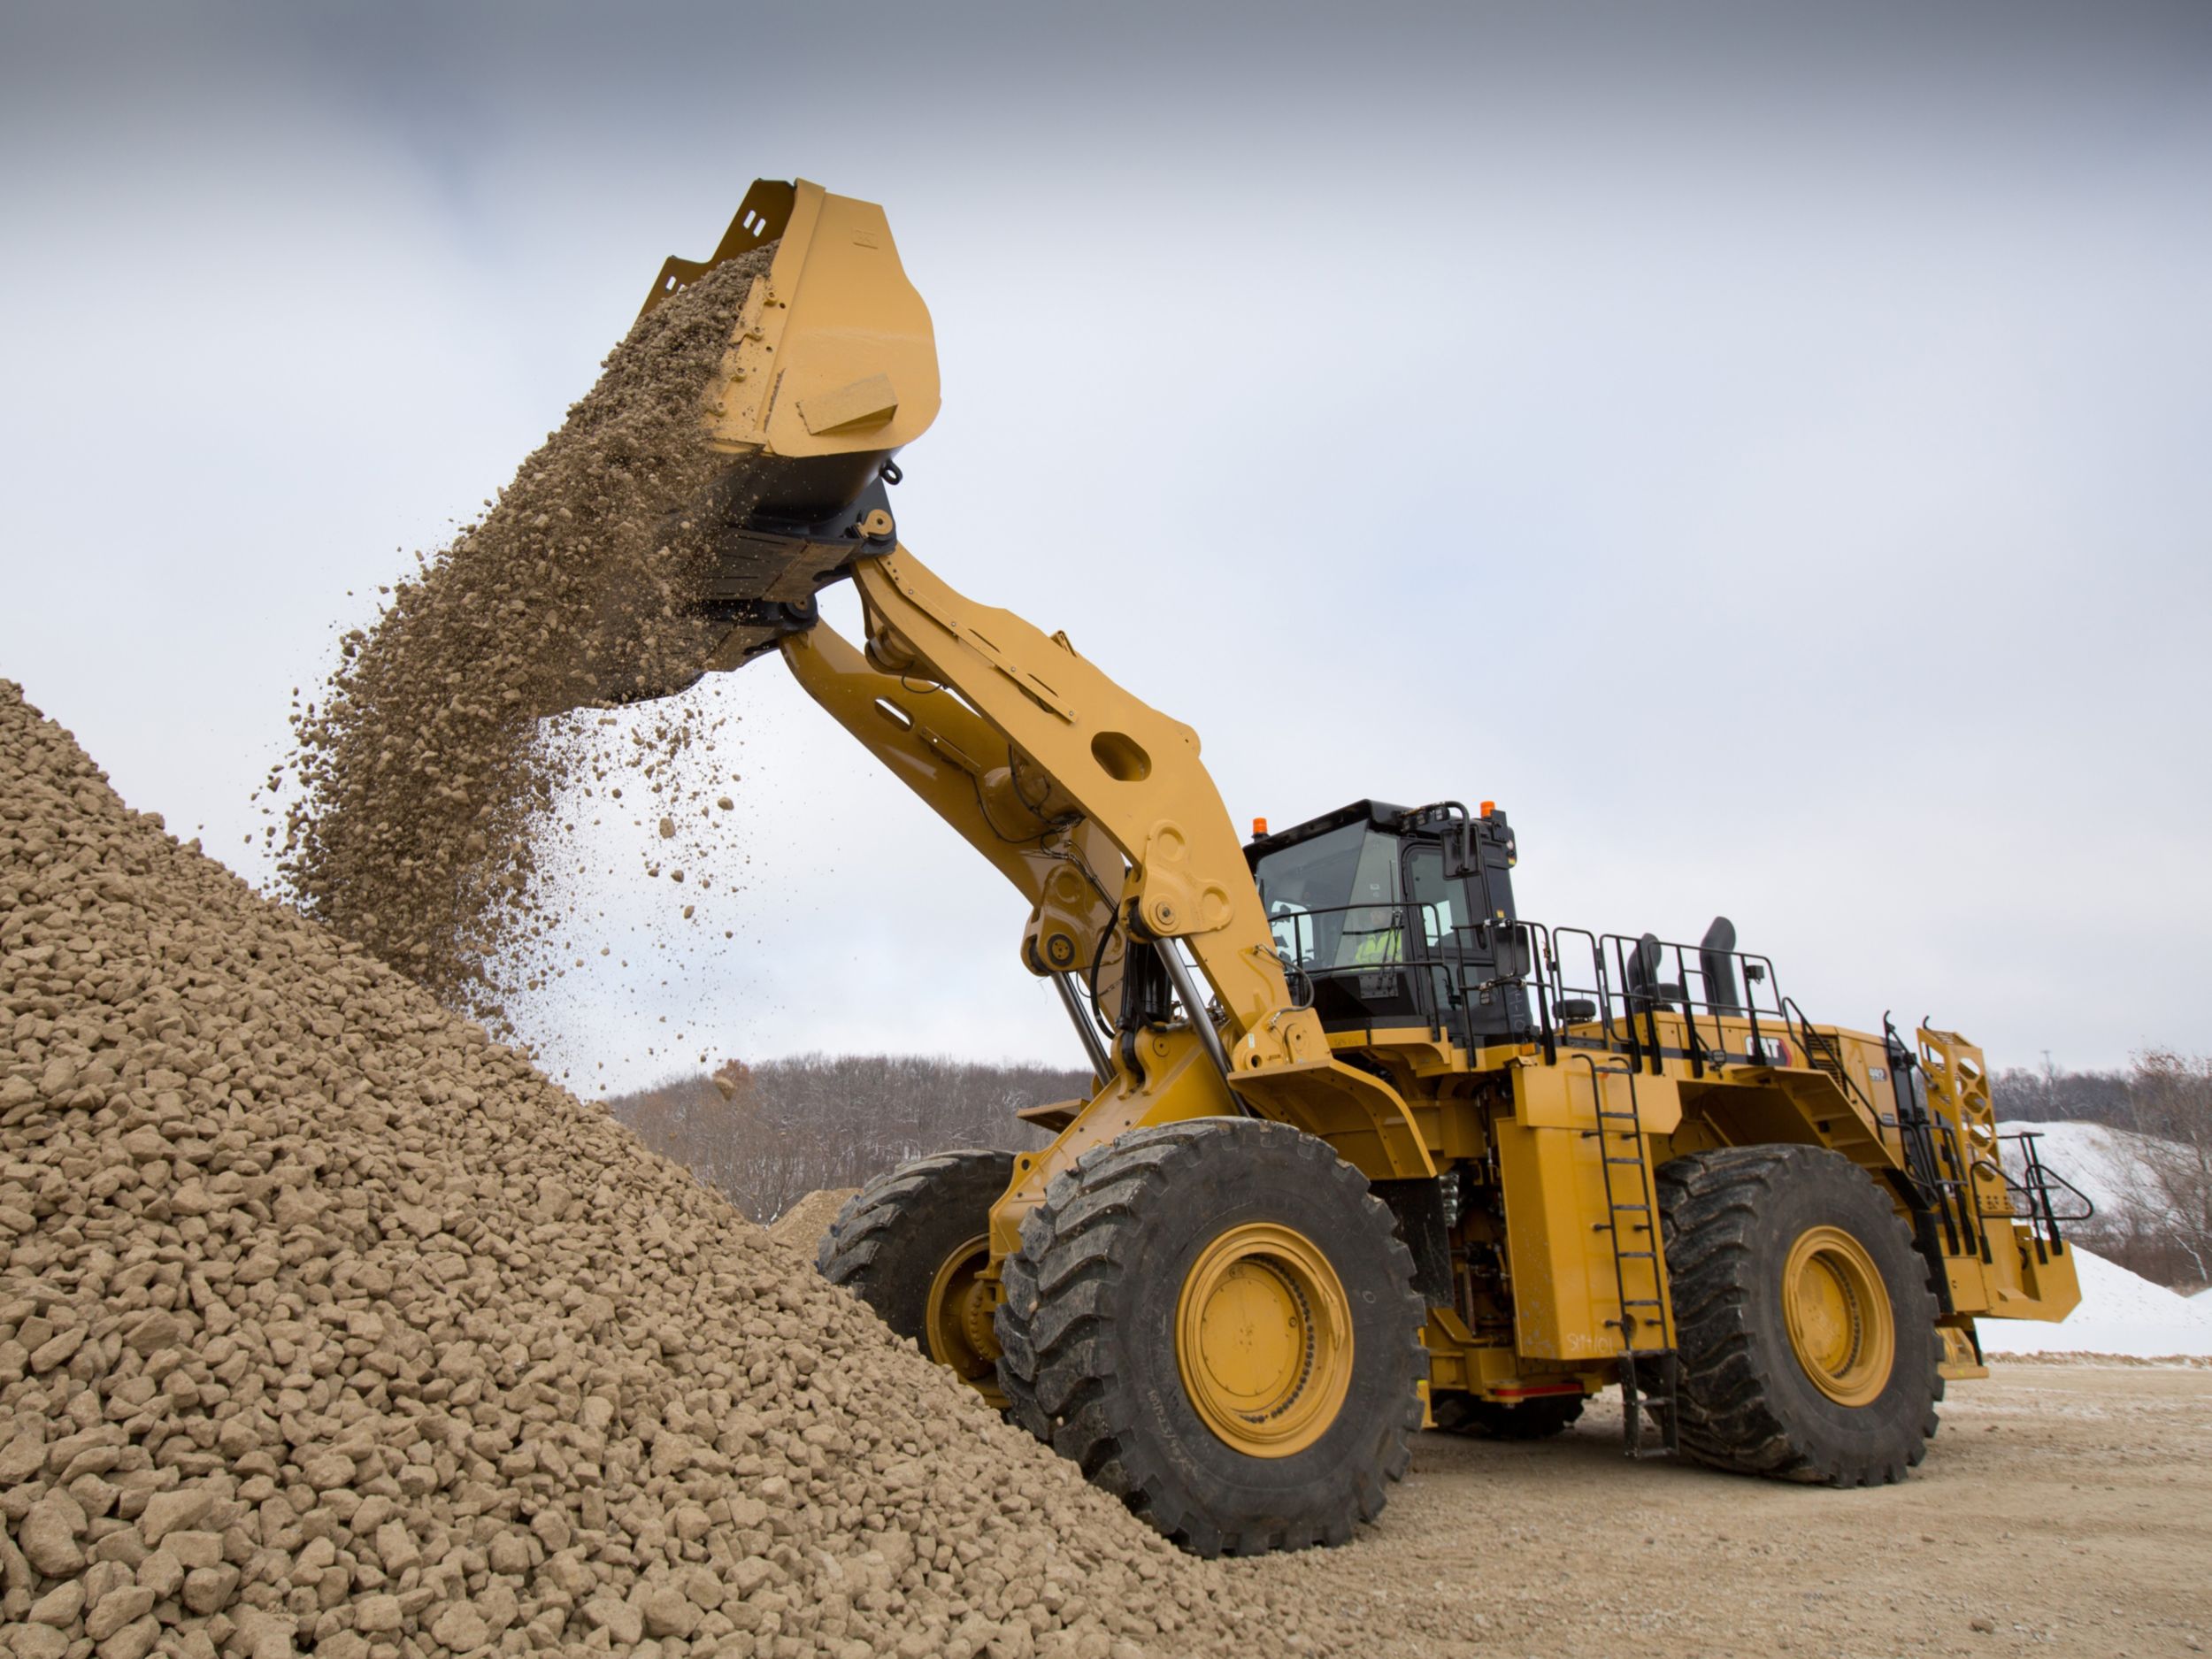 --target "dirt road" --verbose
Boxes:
[1240,1364,2211,1658]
